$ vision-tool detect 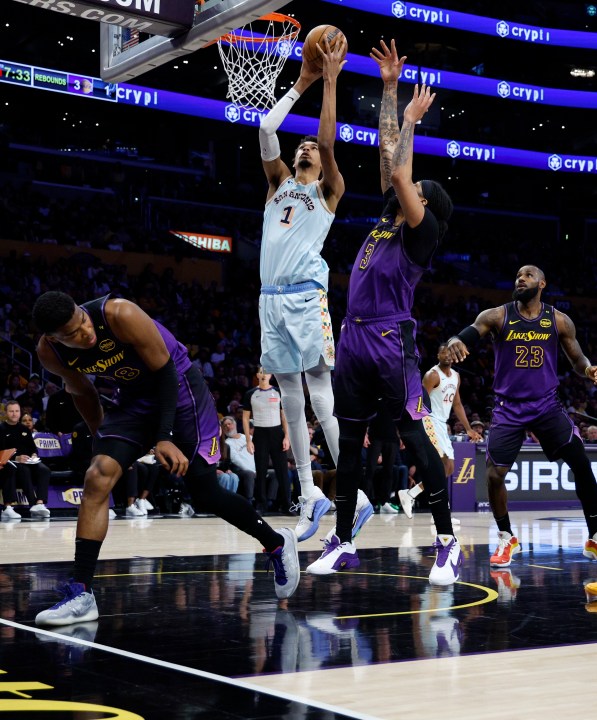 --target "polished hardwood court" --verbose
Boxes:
[1,509,596,719]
